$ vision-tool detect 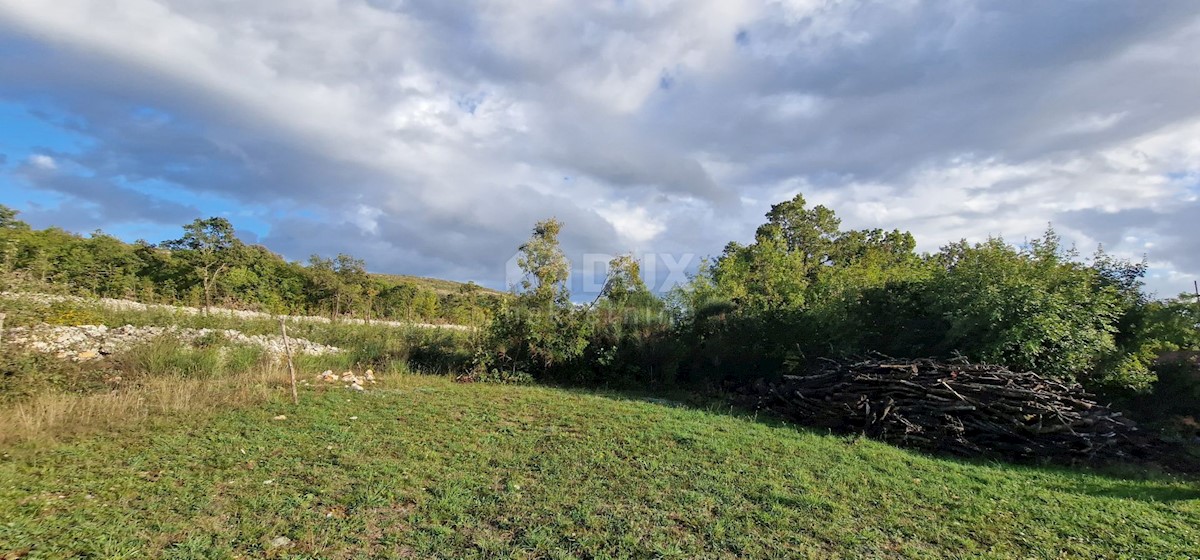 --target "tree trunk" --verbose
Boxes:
[202,274,212,315]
